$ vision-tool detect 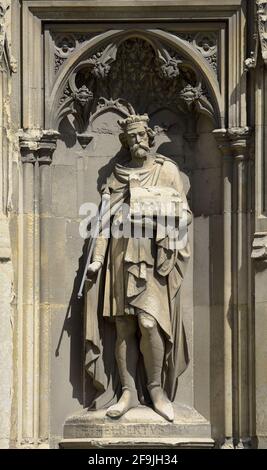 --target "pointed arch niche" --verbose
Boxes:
[42,28,226,446]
